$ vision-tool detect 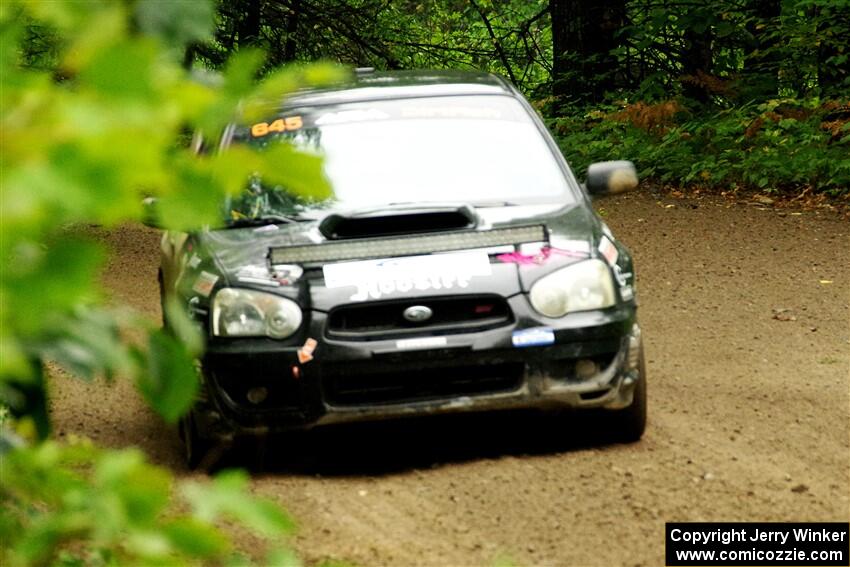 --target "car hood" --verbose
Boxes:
[197,202,602,309]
